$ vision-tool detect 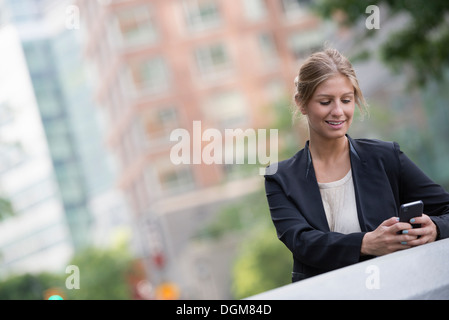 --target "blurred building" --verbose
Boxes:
[76,0,333,298]
[77,0,330,206]
[0,2,74,276]
[0,24,74,277]
[0,0,130,277]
